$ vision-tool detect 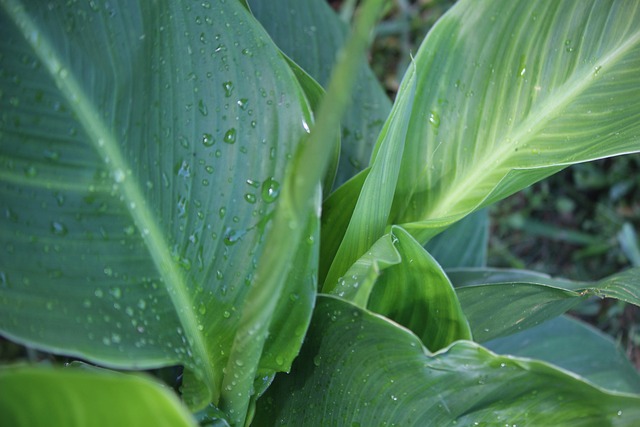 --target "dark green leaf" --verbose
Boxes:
[486,316,640,394]
[254,296,640,426]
